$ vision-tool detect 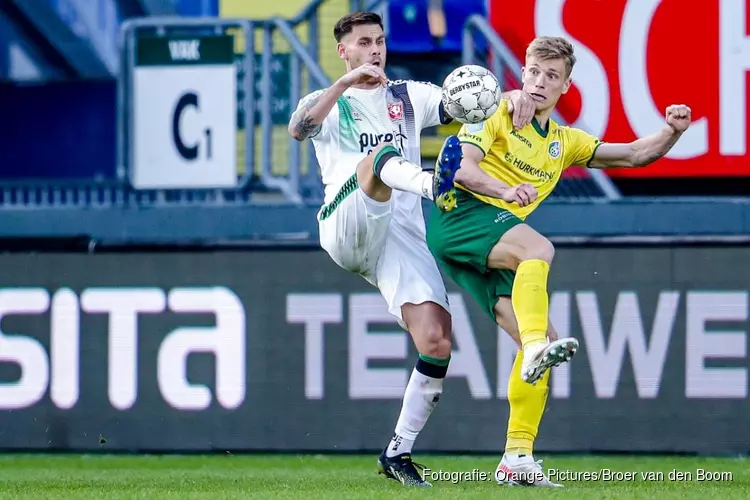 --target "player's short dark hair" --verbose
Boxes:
[333,11,383,42]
